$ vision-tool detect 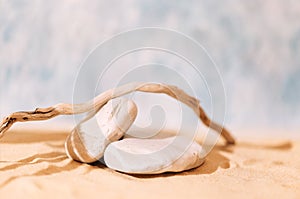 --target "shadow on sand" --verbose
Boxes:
[0,128,293,182]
